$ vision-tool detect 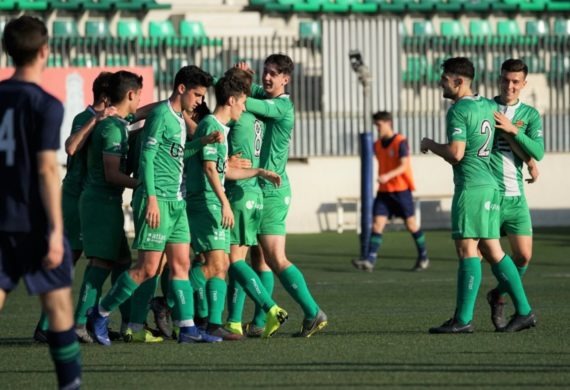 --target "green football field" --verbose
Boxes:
[1,227,569,389]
